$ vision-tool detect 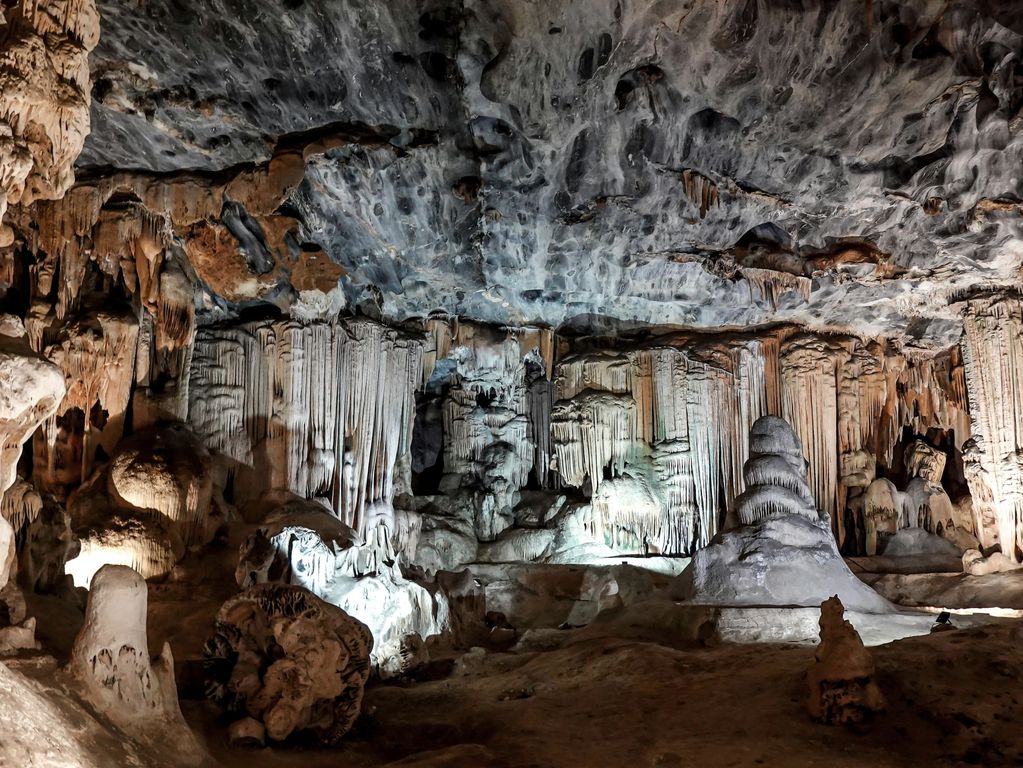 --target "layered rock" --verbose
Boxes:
[675,416,891,613]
